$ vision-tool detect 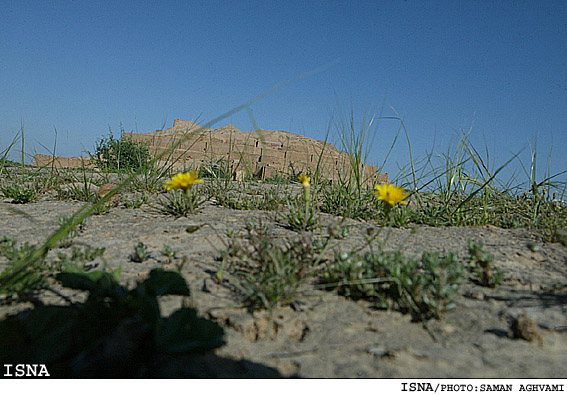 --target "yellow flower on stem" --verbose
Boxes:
[165,170,203,191]
[298,174,311,202]
[374,183,409,207]
[297,174,312,229]
[164,170,204,214]
[298,174,311,189]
